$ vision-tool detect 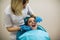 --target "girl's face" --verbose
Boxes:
[28,17,37,30]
